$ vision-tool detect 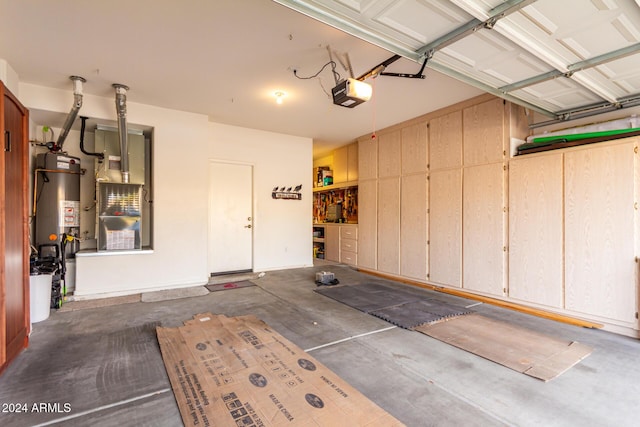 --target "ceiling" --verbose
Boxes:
[1,1,639,158]
[278,0,640,125]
